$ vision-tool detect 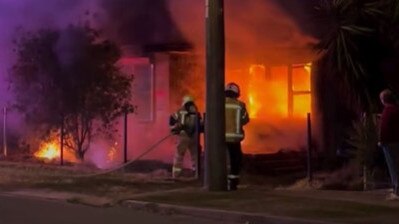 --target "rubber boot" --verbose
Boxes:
[228,178,239,191]
[172,167,182,179]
